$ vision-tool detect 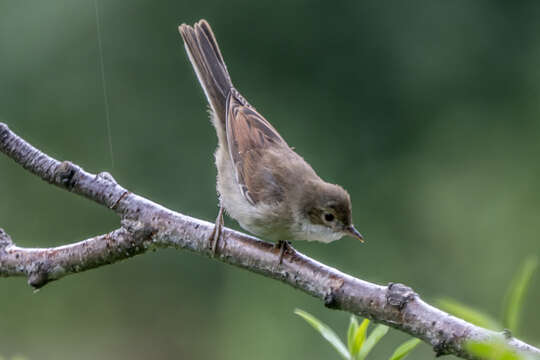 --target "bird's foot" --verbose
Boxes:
[209,206,224,257]
[275,240,294,268]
